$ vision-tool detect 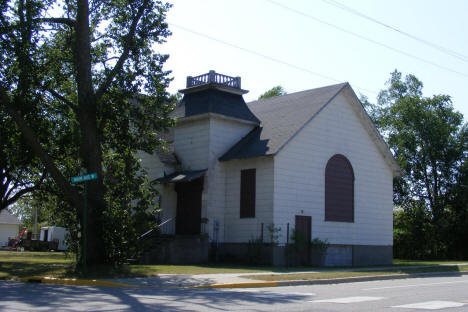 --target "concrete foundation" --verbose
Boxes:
[352,245,393,266]
[140,235,209,264]
[140,240,392,266]
[325,245,353,266]
[216,243,392,267]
